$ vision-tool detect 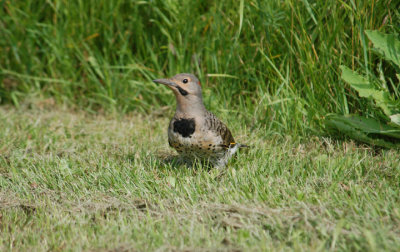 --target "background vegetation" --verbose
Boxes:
[1,0,399,136]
